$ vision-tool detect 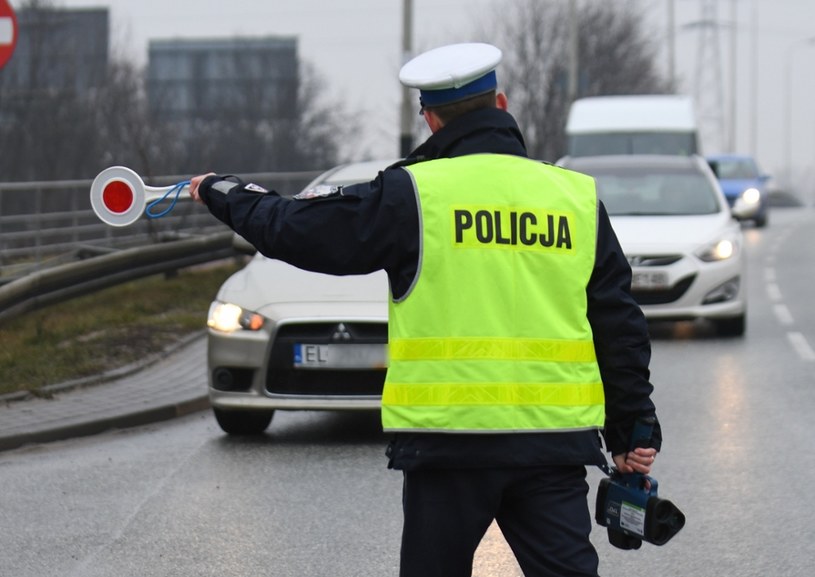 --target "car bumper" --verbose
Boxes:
[630,256,746,321]
[209,389,381,411]
[206,320,386,412]
[639,298,745,321]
